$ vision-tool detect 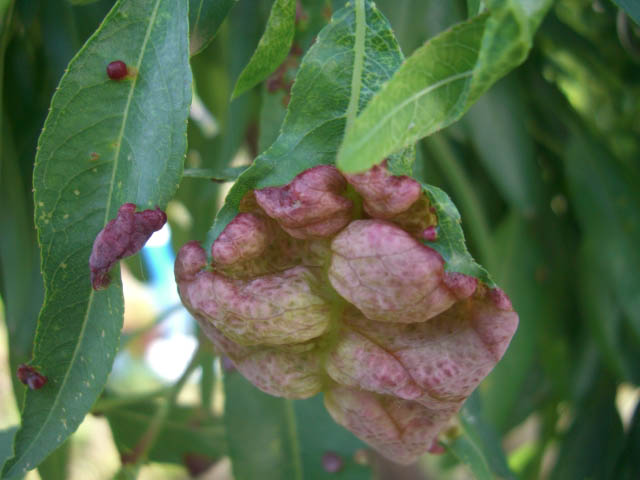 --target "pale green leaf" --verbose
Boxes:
[336,0,553,173]
[1,0,191,476]
[206,0,404,249]
[232,0,296,98]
